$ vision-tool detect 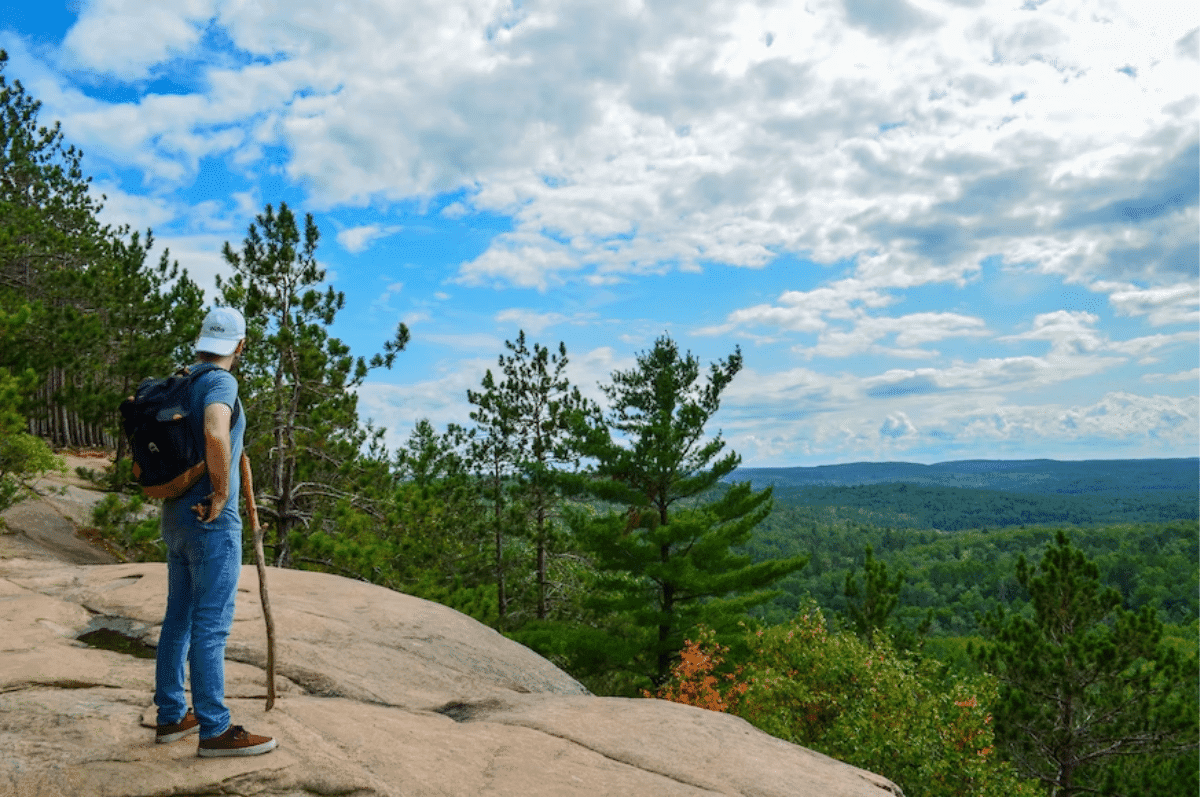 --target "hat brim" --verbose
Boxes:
[195,335,241,356]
